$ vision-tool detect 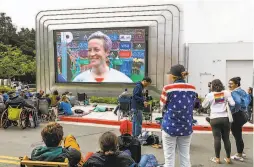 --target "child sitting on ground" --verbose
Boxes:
[59,95,73,115]
[31,122,82,167]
